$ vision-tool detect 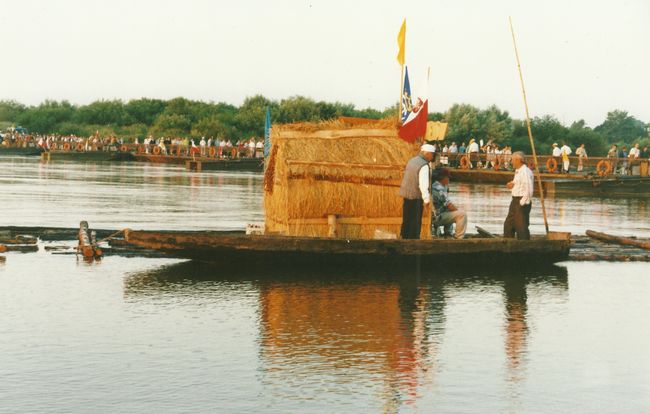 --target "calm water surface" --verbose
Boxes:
[0,156,649,413]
